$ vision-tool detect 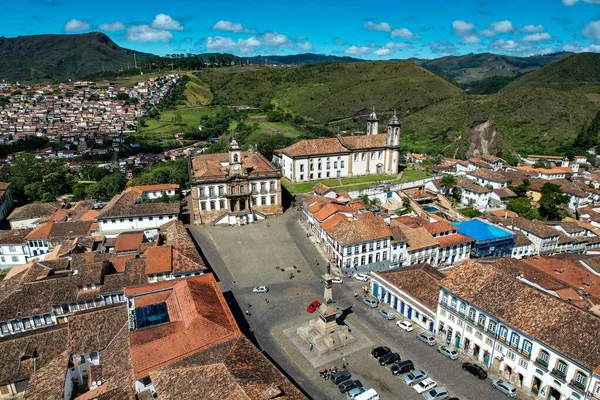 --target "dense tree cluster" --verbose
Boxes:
[130,158,189,188]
